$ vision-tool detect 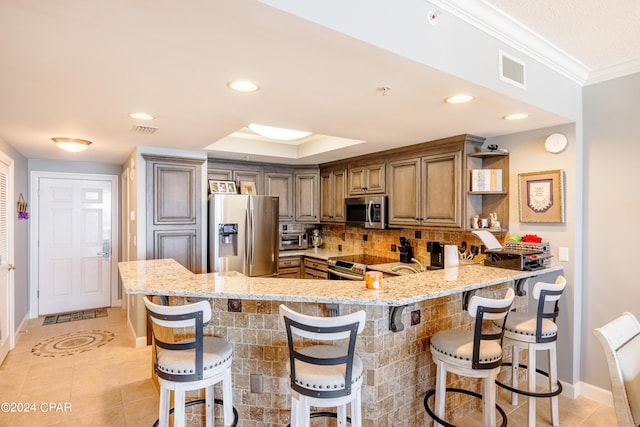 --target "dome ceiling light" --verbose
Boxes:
[52,137,92,152]
[248,123,311,141]
[227,80,260,93]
